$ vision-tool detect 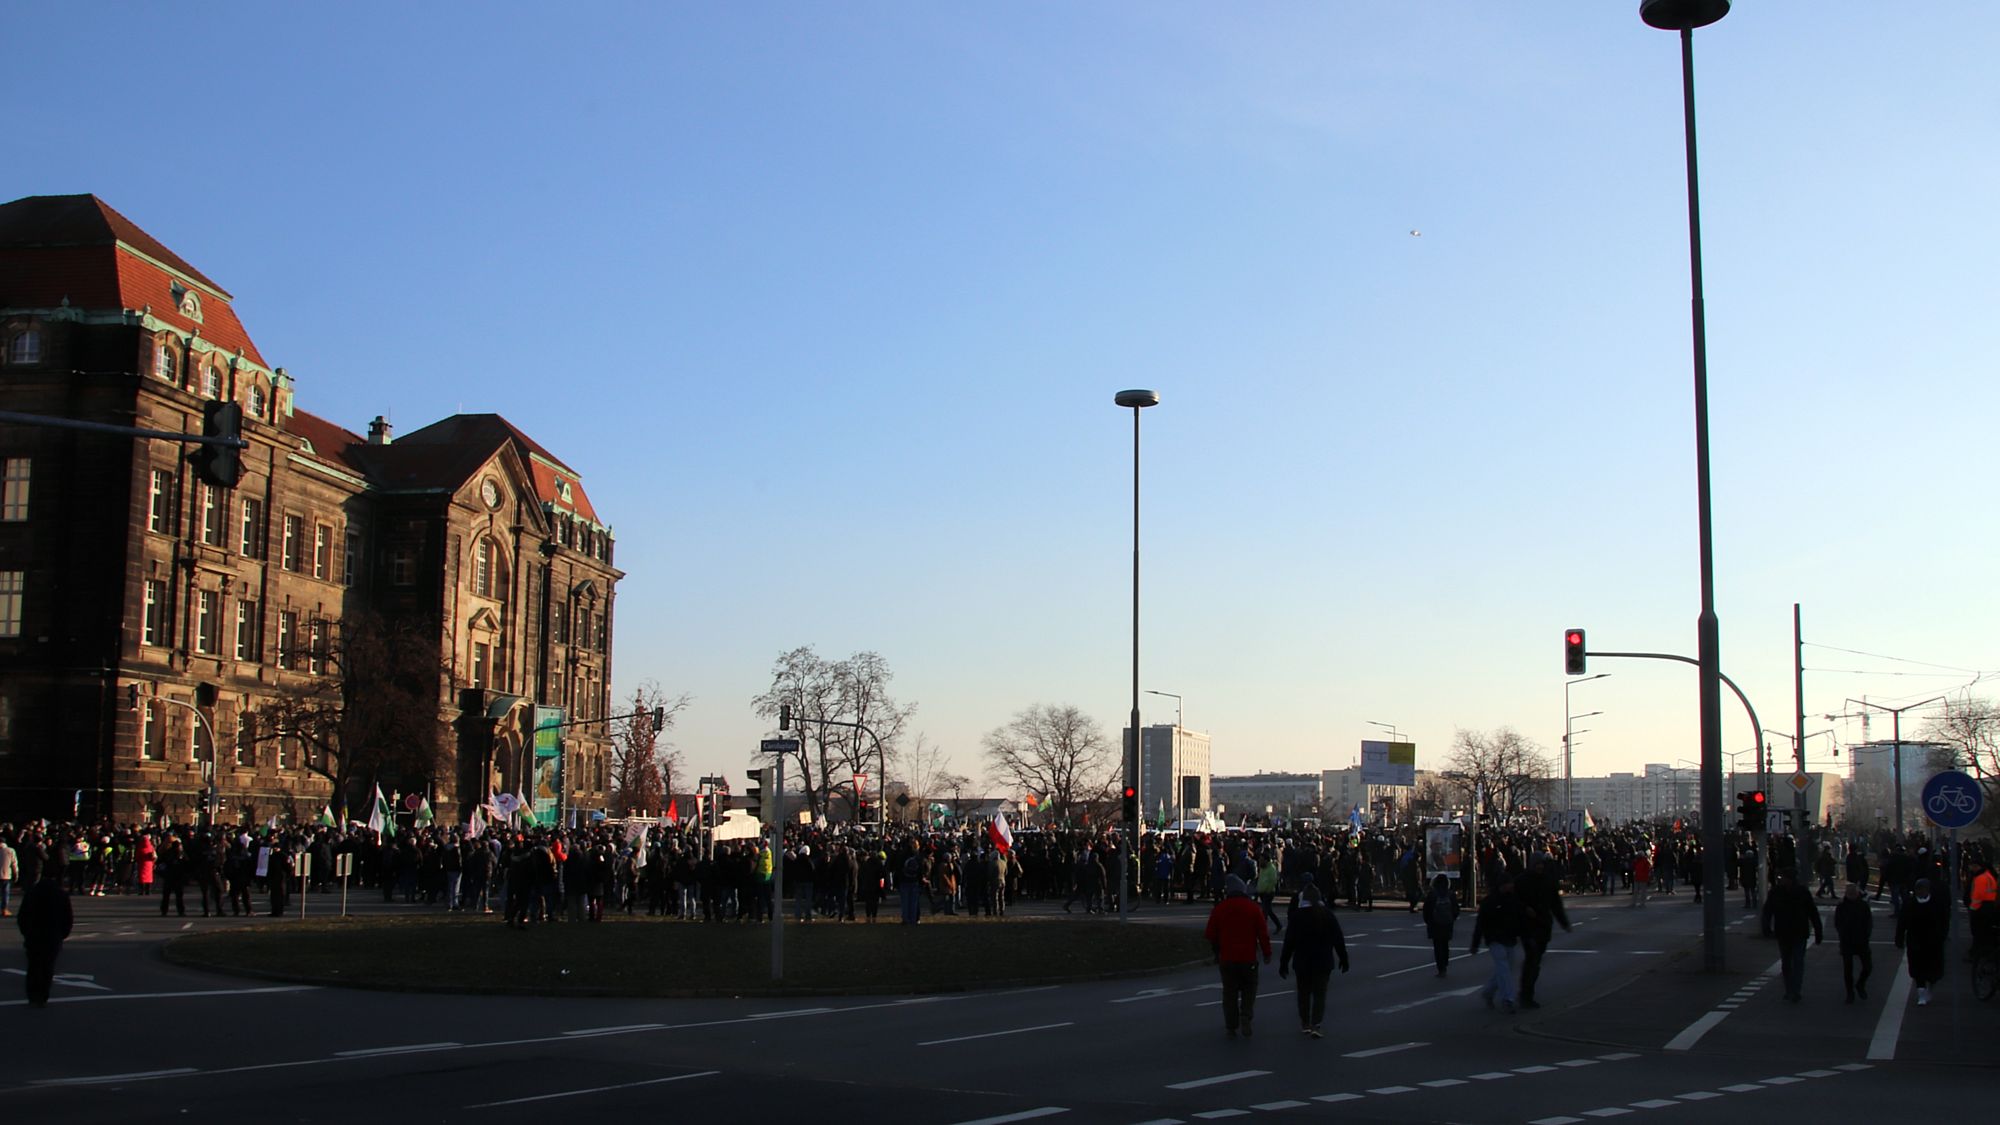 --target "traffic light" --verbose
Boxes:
[650,705,665,730]
[190,401,244,488]
[1564,629,1587,676]
[1737,790,1767,831]
[125,683,141,710]
[1121,784,1138,823]
[779,704,791,731]
[195,681,218,709]
[742,768,765,821]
